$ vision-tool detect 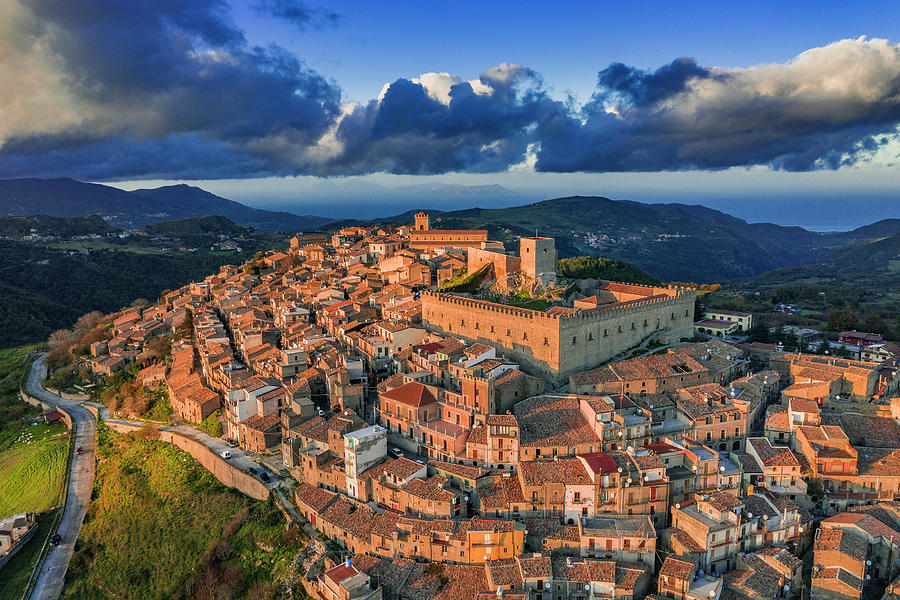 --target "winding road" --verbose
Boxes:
[25,353,97,600]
